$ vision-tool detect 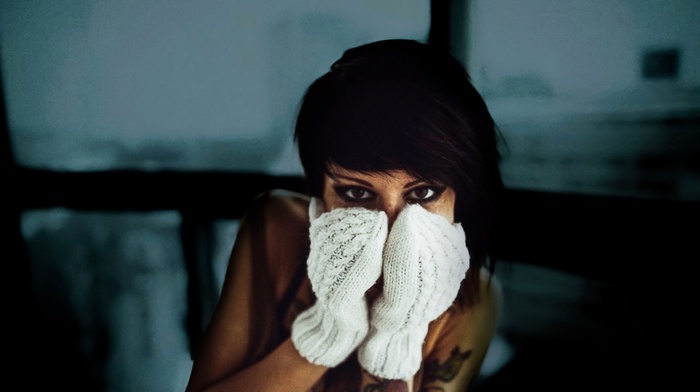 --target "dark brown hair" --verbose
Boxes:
[294,39,504,305]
